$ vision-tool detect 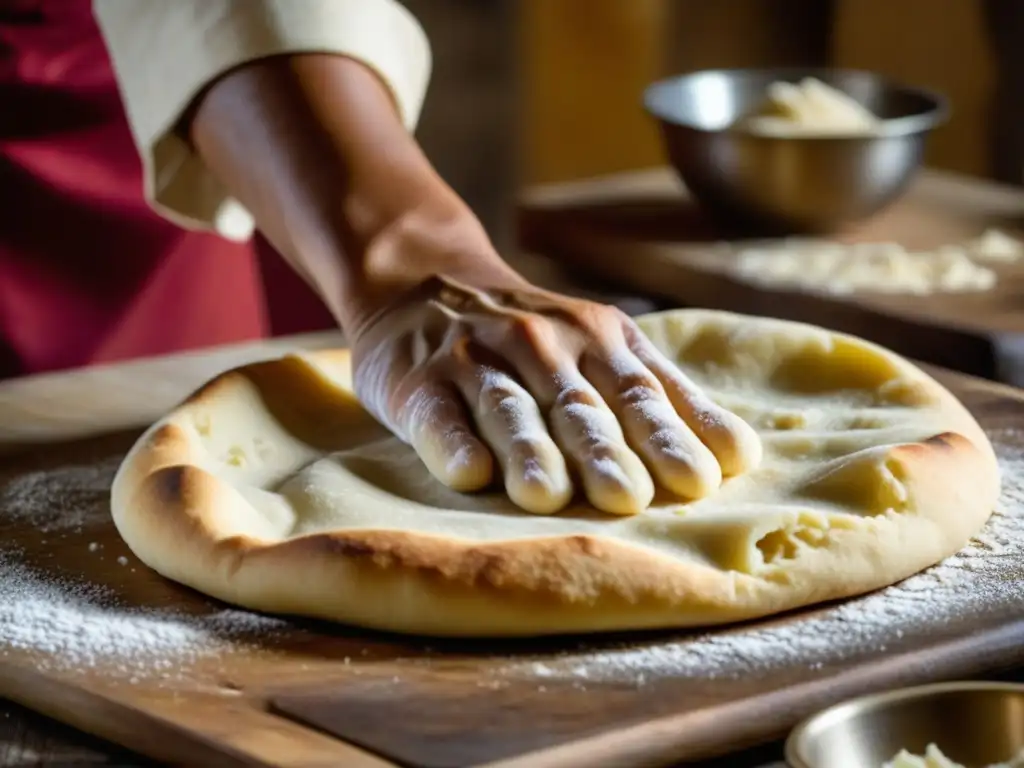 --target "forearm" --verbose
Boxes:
[188,54,522,334]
